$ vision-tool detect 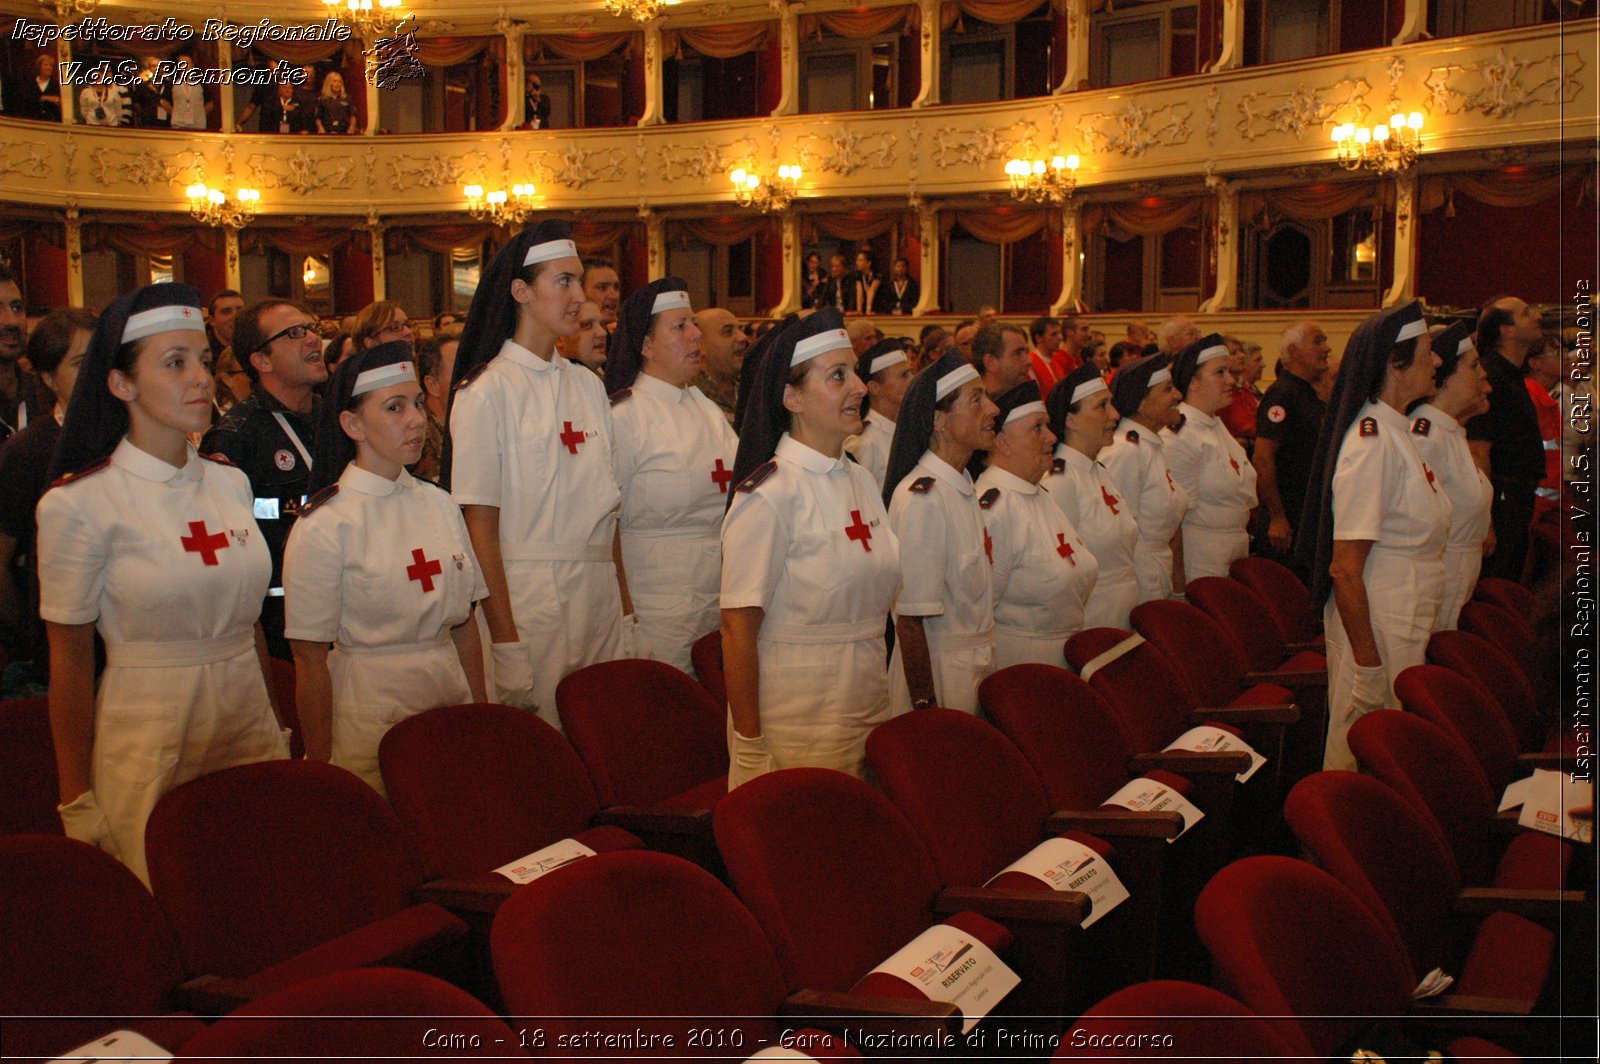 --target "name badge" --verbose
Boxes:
[253,497,280,521]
